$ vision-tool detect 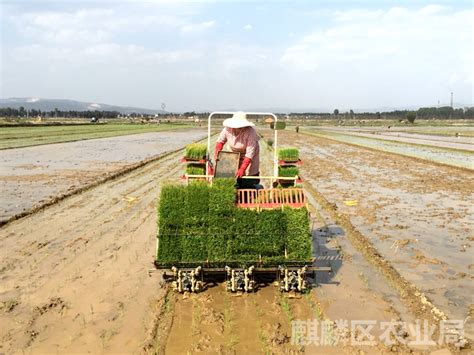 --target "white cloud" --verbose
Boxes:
[180,20,215,33]
[13,8,213,45]
[2,2,472,110]
[279,6,473,108]
[13,43,199,66]
[281,6,472,76]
